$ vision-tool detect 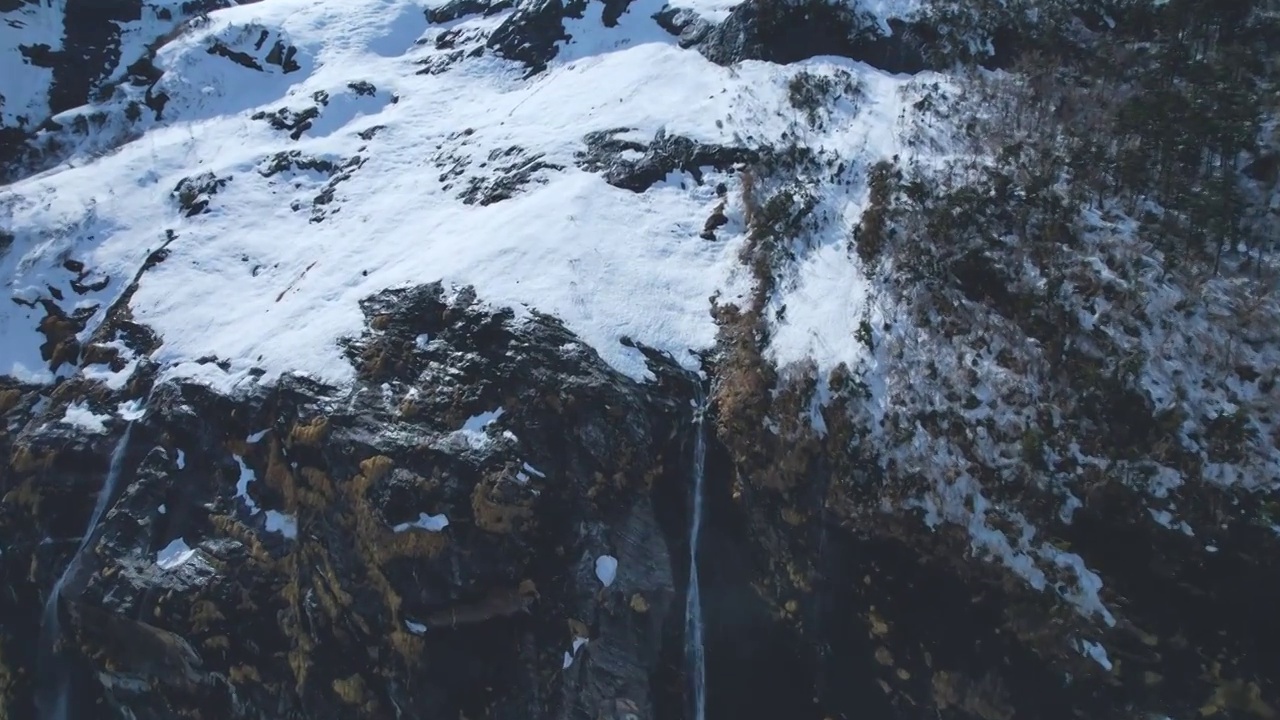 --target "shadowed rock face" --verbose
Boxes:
[693,0,931,73]
[0,283,701,719]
